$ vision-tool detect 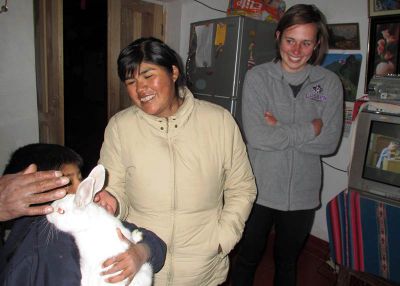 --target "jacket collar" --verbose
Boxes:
[268,60,325,84]
[135,87,194,134]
